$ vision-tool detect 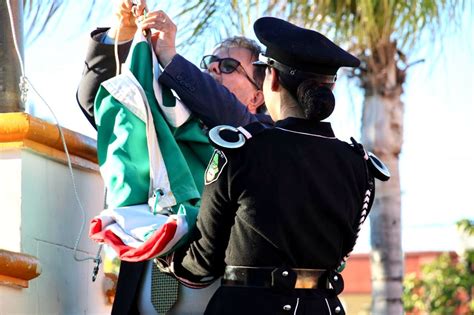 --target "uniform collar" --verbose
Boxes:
[255,113,275,127]
[274,117,335,137]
